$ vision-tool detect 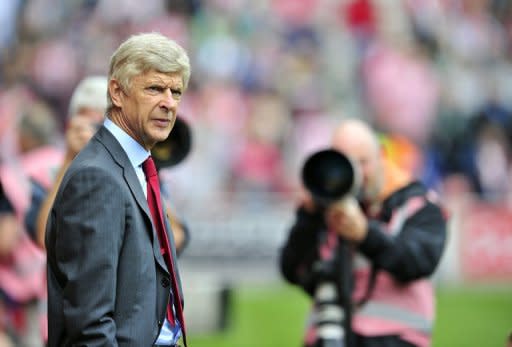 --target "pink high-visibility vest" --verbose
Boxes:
[303,196,434,347]
[351,196,433,347]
